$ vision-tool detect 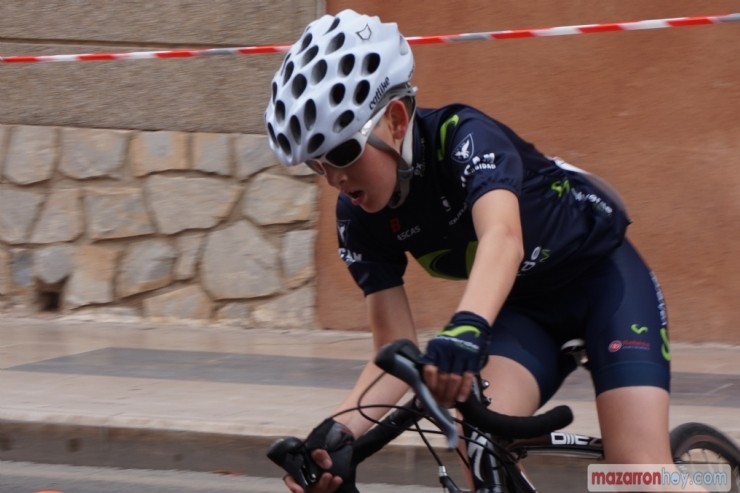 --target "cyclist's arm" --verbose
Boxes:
[332,285,417,438]
[457,188,523,323]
